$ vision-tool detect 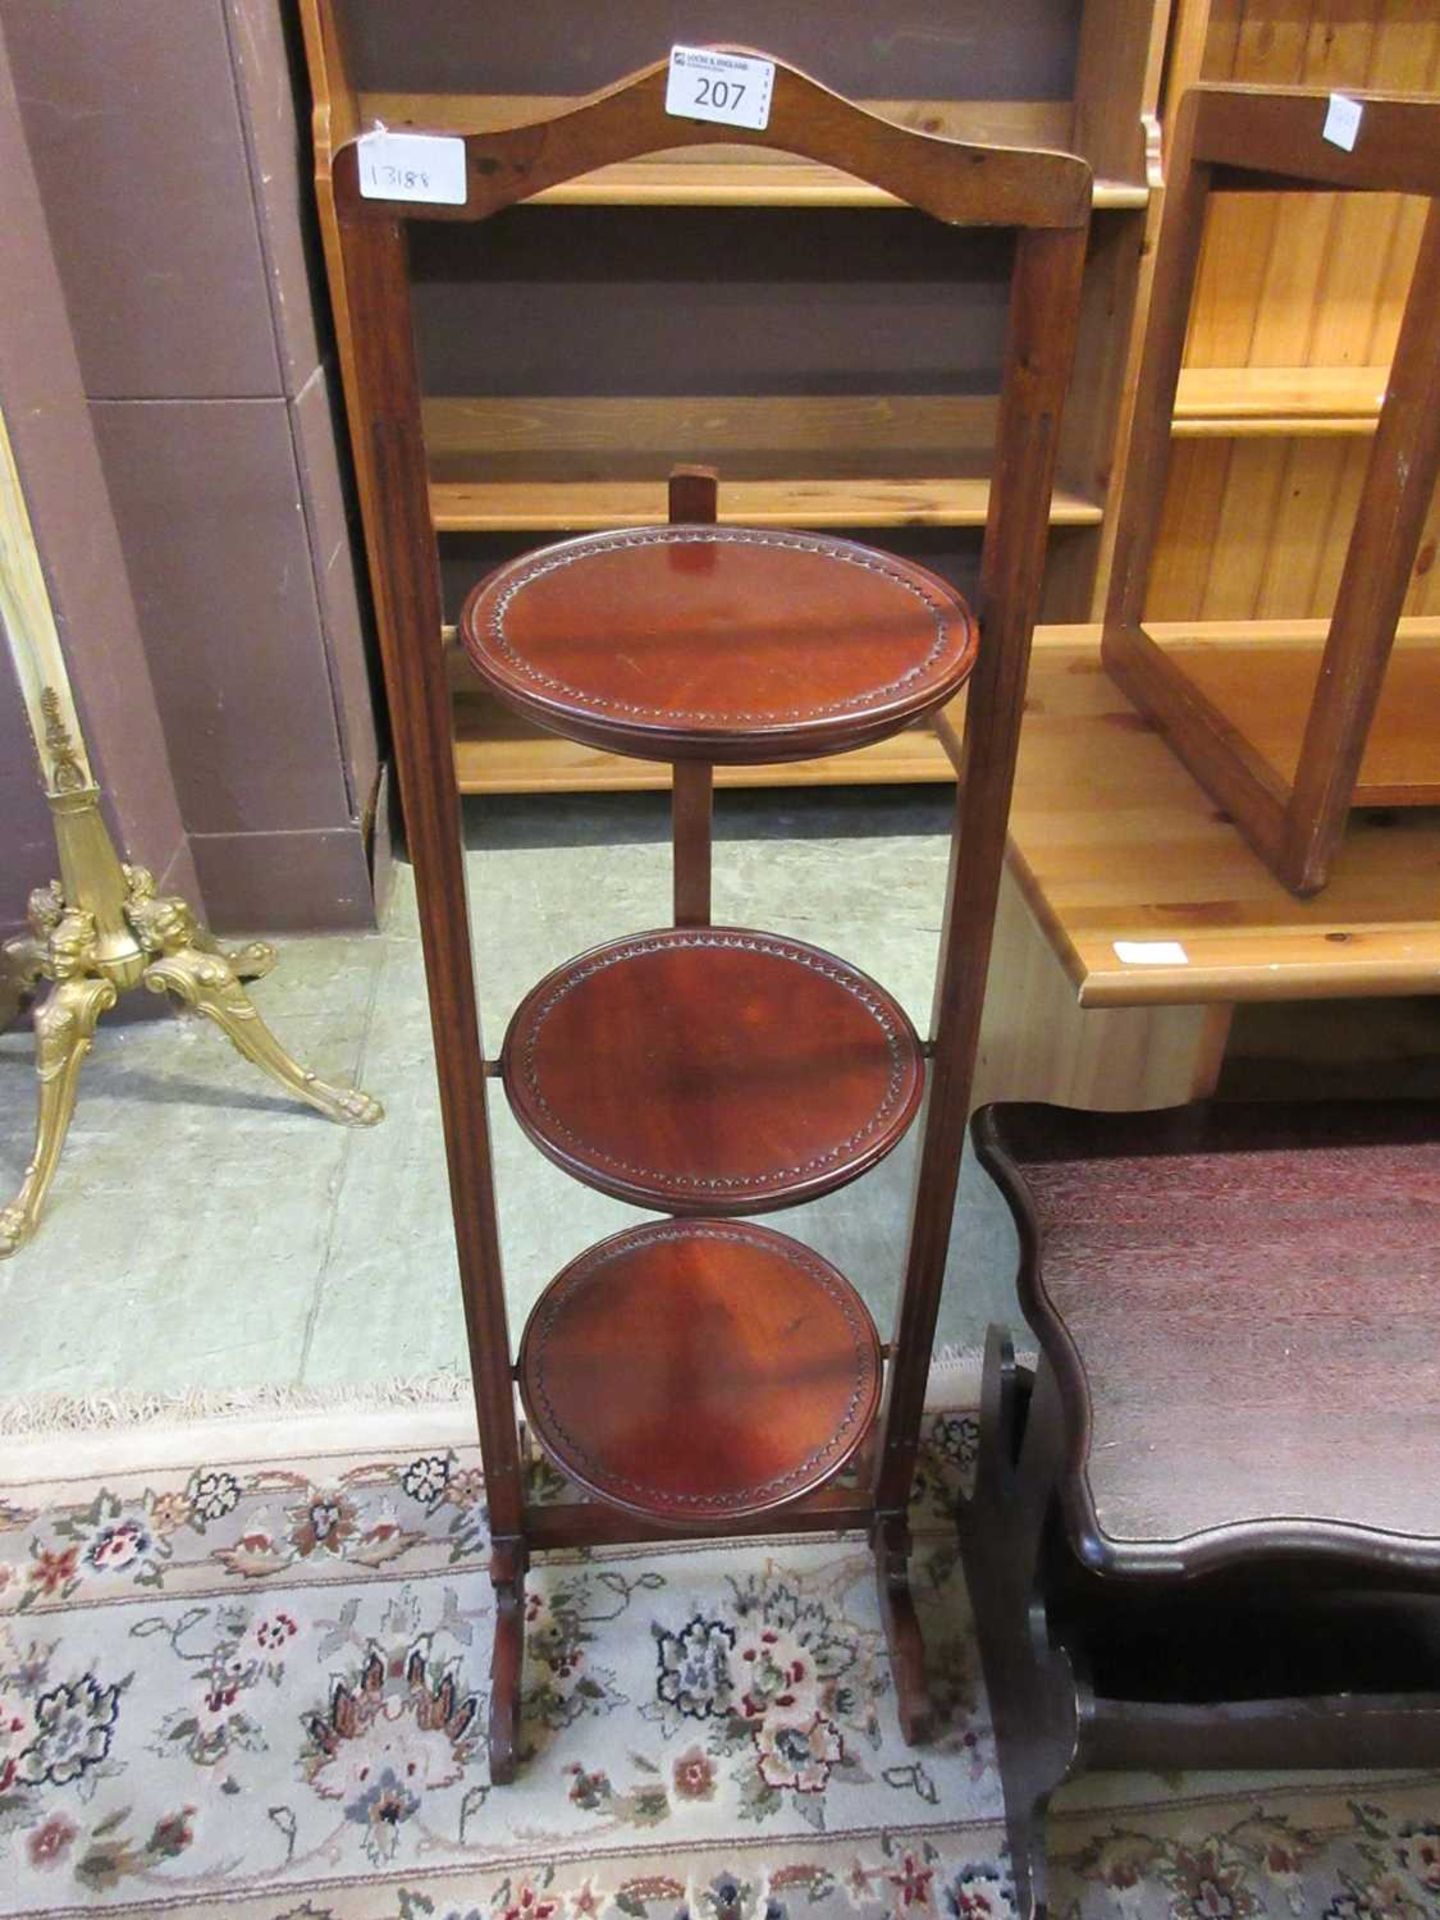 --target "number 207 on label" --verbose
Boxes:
[665,48,774,132]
